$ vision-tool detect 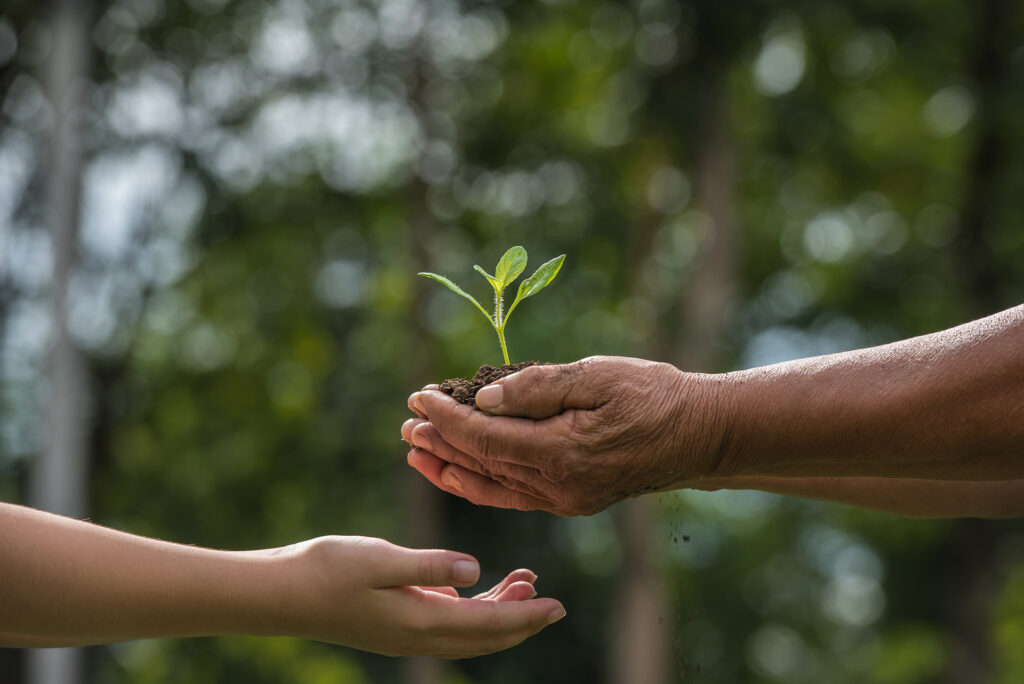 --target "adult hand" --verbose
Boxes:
[286,536,565,658]
[404,306,1024,518]
[402,356,728,516]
